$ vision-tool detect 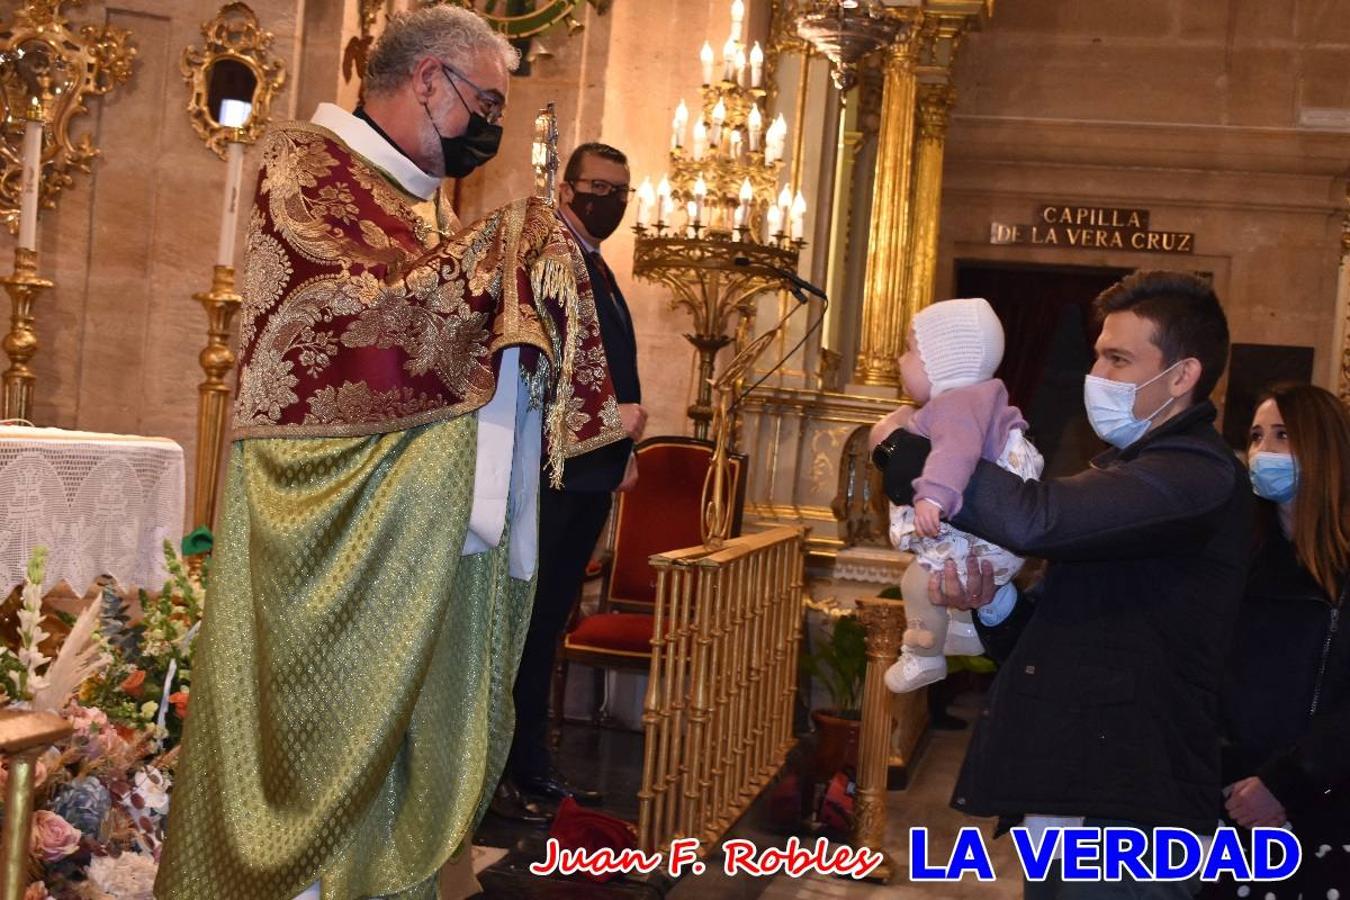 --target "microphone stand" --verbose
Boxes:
[701,277,825,546]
